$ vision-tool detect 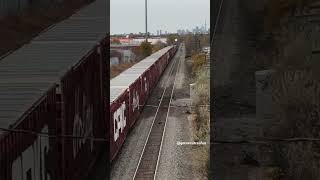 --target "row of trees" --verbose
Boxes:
[111,32,210,63]
[175,34,210,57]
